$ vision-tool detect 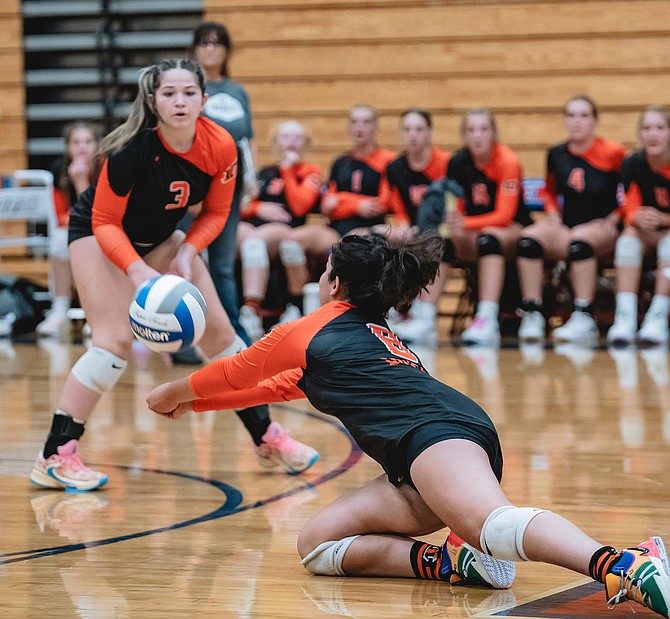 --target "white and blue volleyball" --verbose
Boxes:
[129,275,207,353]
